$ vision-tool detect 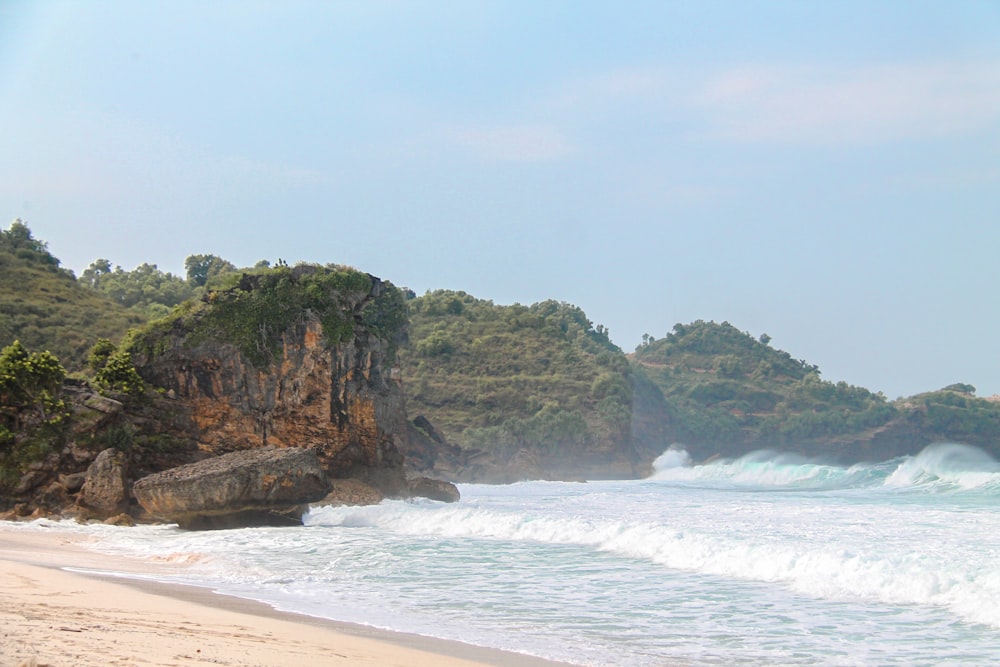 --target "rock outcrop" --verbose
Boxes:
[128,267,413,495]
[132,447,331,529]
[0,378,138,520]
[2,267,465,522]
